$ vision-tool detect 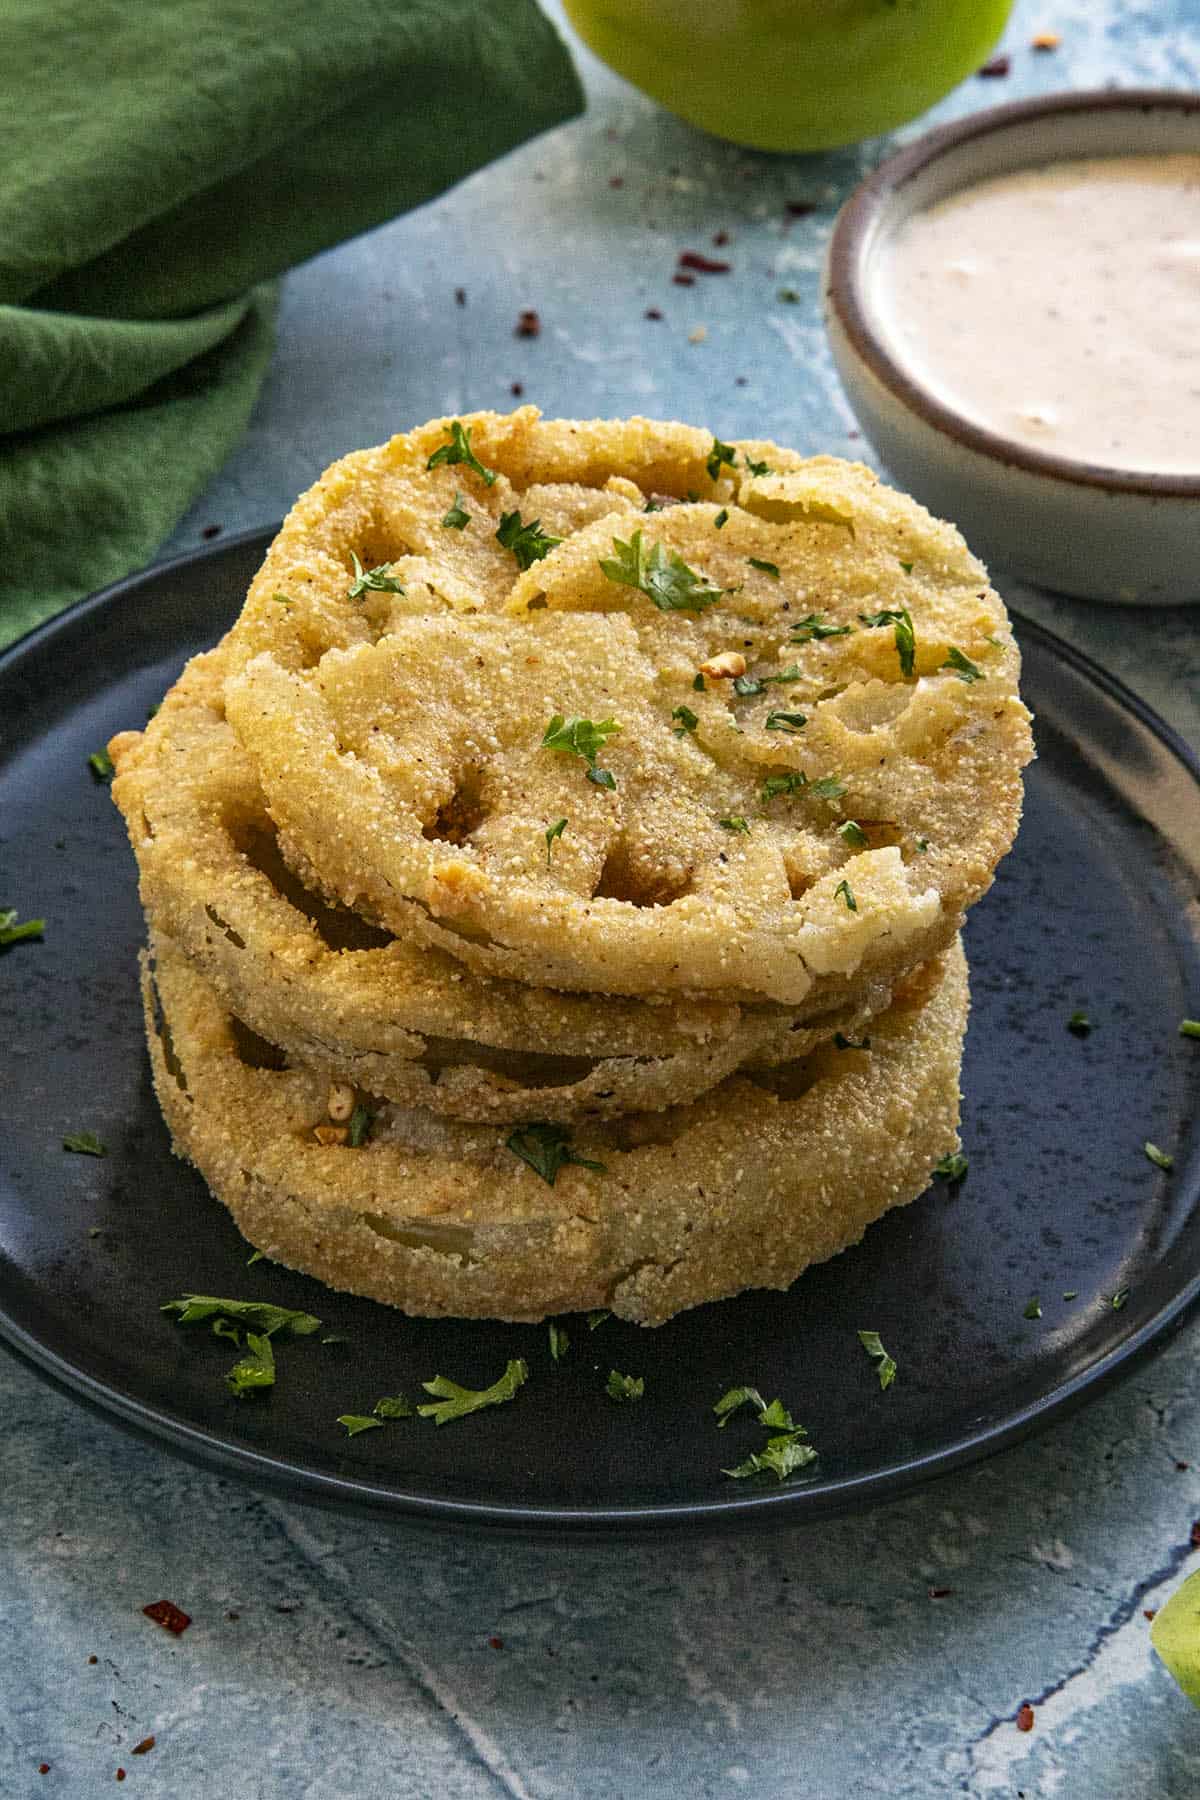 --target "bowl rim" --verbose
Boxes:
[826,87,1200,500]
